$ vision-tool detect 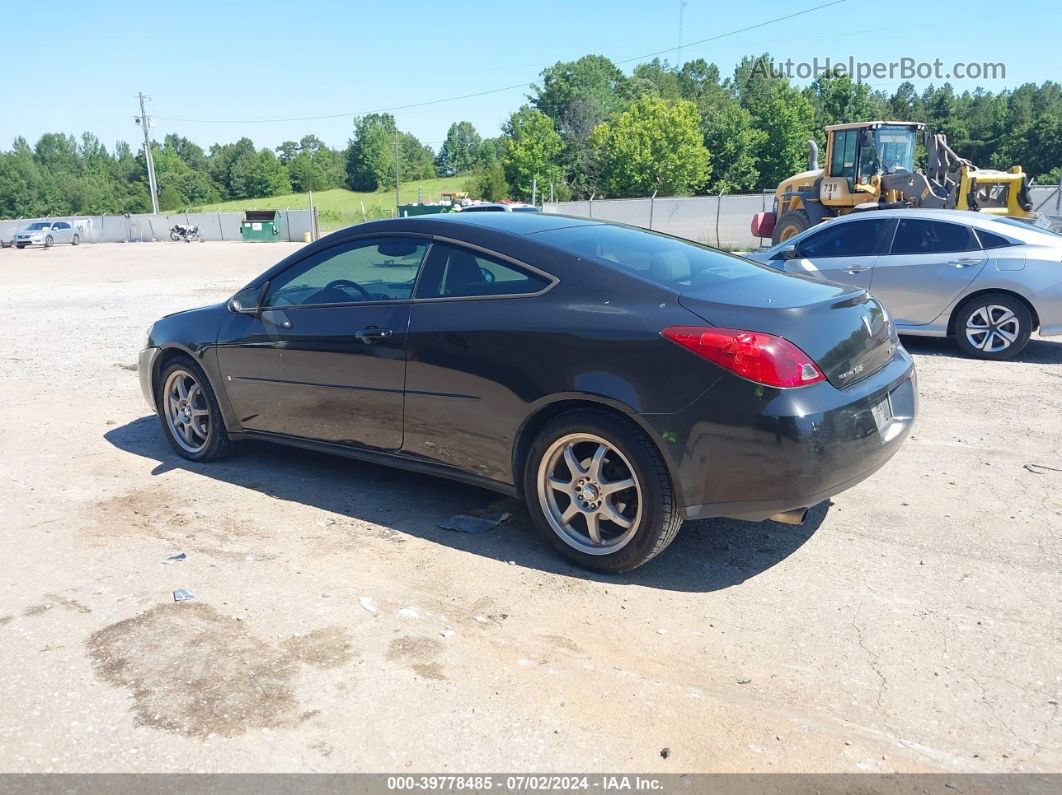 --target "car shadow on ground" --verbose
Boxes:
[104,417,826,593]
[900,334,1062,364]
